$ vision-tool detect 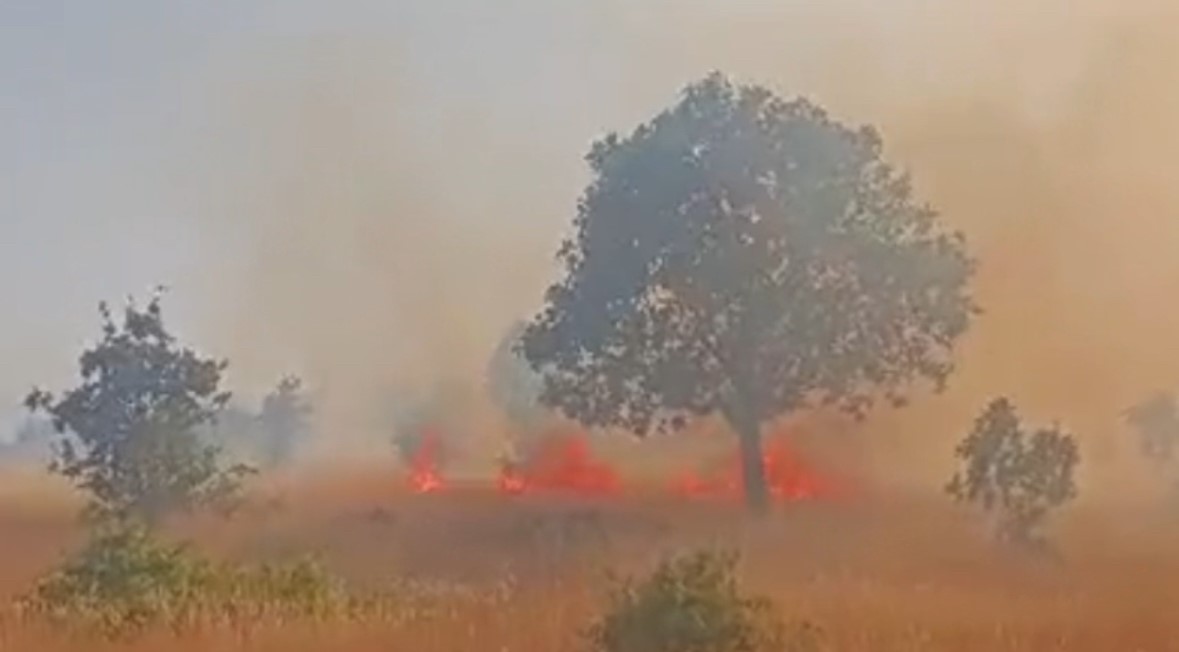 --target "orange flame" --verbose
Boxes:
[407,429,446,493]
[497,431,620,497]
[401,425,849,503]
[497,463,527,495]
[672,435,845,503]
